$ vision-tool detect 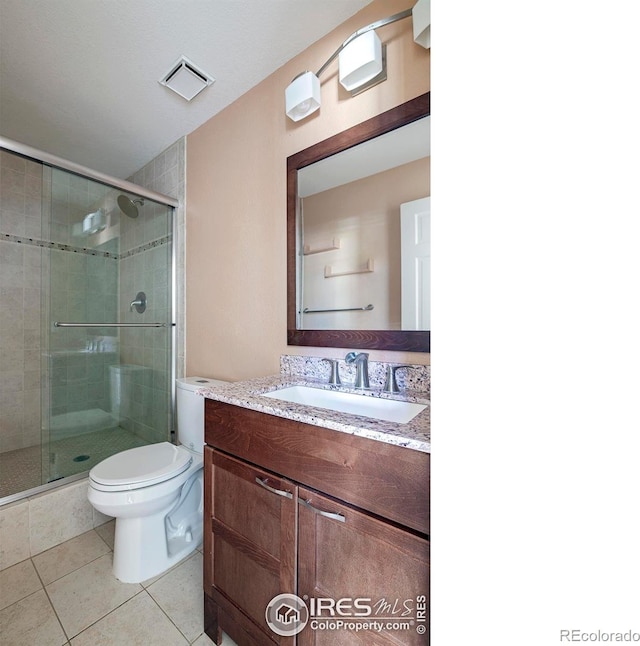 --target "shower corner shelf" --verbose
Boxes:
[303,238,340,255]
[324,258,374,278]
